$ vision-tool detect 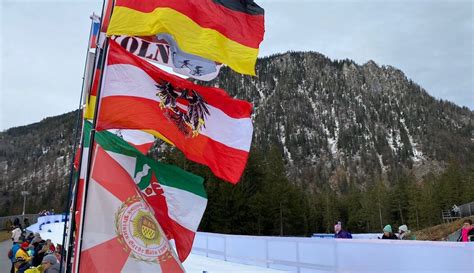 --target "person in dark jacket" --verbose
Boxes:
[31,240,48,267]
[334,221,352,239]
[457,219,474,242]
[381,225,398,239]
[26,233,34,243]
[13,218,21,229]
[23,218,30,229]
